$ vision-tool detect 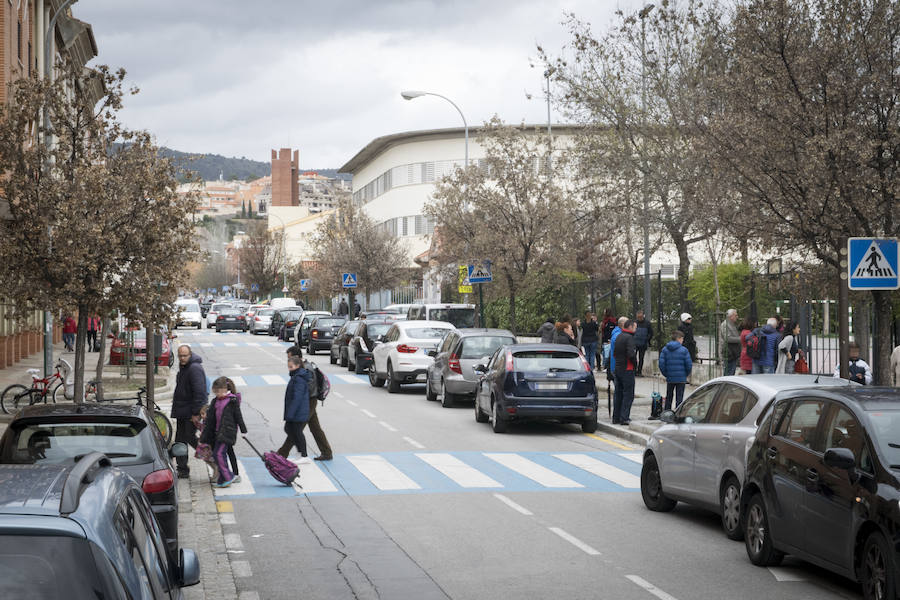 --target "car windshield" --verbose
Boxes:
[258,309,274,316]
[2,421,154,466]
[367,324,391,337]
[460,336,515,359]
[211,304,231,311]
[178,302,200,312]
[406,327,452,340]
[118,329,146,340]
[866,410,900,467]
[428,308,476,328]
[281,311,302,320]
[219,308,240,316]
[513,350,584,373]
[0,537,120,599]
[316,318,345,328]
